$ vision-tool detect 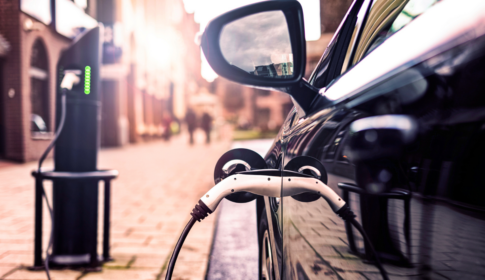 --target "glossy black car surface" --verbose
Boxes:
[260,0,485,279]
[203,0,485,279]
